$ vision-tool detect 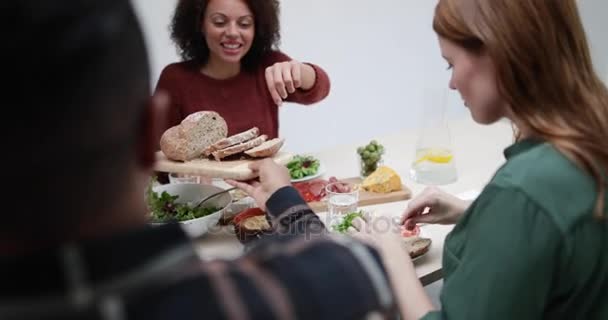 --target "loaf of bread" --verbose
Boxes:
[212,135,268,161]
[244,138,284,158]
[160,111,228,161]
